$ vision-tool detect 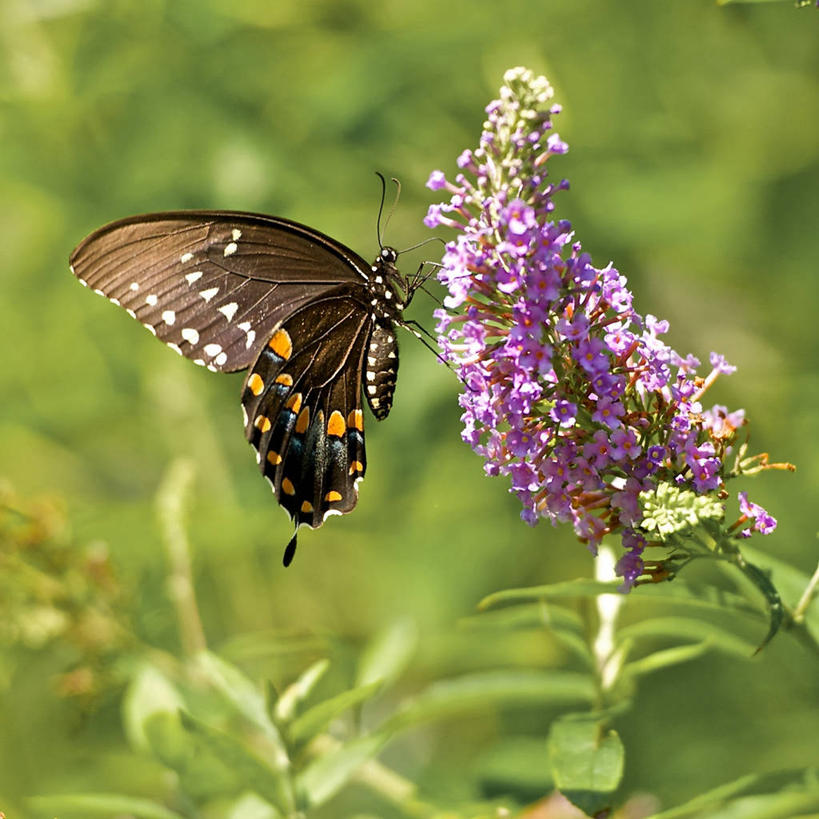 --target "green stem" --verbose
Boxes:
[156,458,207,659]
[592,543,626,700]
[792,559,819,624]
